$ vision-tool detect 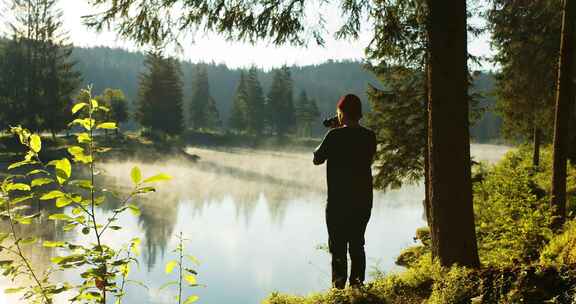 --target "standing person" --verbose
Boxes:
[313,94,377,289]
